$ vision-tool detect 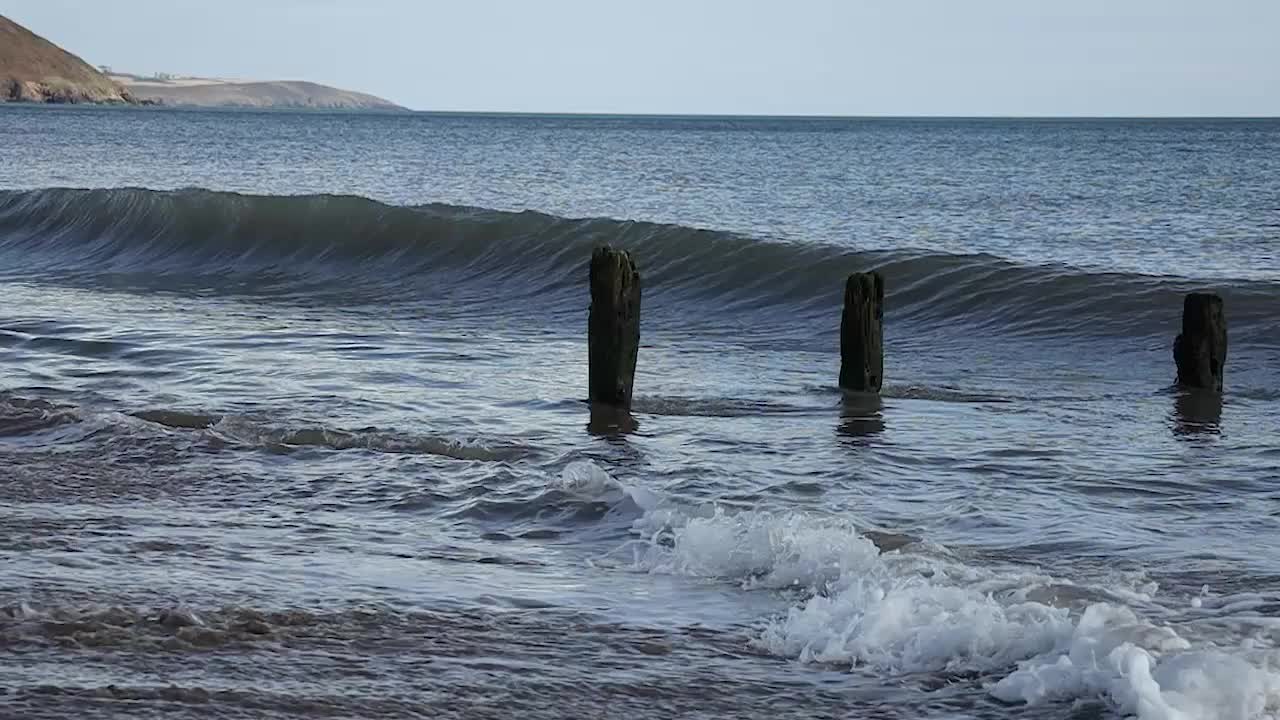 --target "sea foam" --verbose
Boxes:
[564,461,1280,719]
